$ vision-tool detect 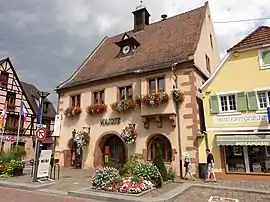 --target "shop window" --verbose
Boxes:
[147,135,172,162]
[70,95,81,107]
[248,146,269,173]
[42,118,51,130]
[118,86,132,100]
[93,90,105,104]
[256,90,270,109]
[11,142,25,149]
[219,94,237,112]
[258,49,270,68]
[43,102,49,113]
[225,146,246,172]
[148,77,165,93]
